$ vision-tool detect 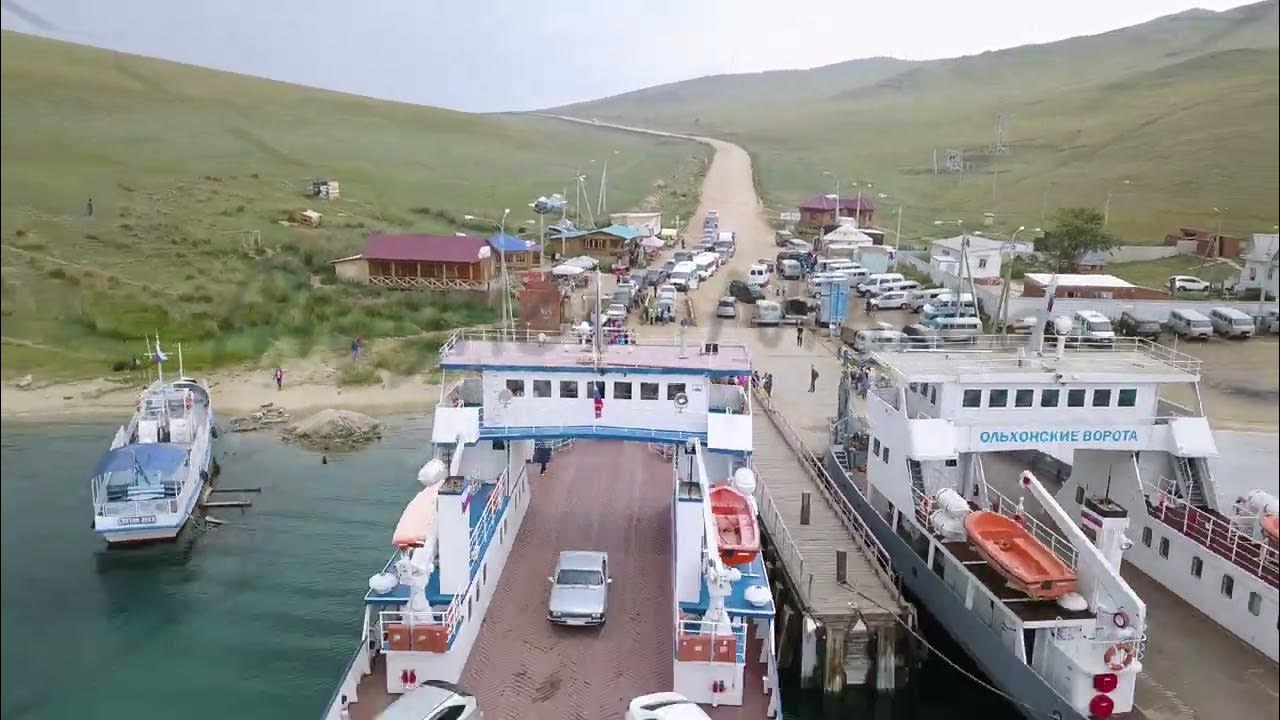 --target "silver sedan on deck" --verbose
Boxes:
[547,550,610,626]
